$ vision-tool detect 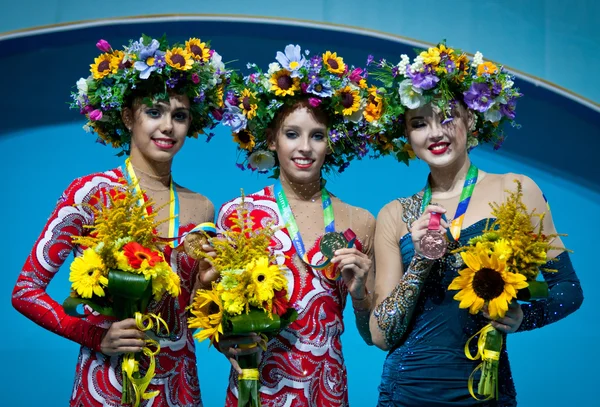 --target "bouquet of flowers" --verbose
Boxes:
[448,180,563,400]
[187,195,297,407]
[63,181,180,407]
